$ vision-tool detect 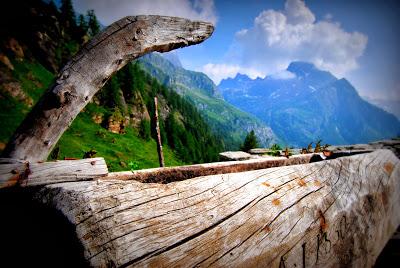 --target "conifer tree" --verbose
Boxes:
[60,0,76,29]
[87,10,100,37]
[74,14,89,43]
[139,119,151,141]
[78,14,88,32]
[241,130,259,152]
[48,0,58,14]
